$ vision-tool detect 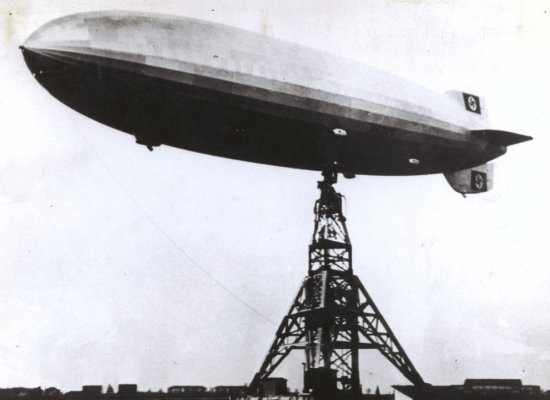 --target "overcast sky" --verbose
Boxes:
[1,1,549,397]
